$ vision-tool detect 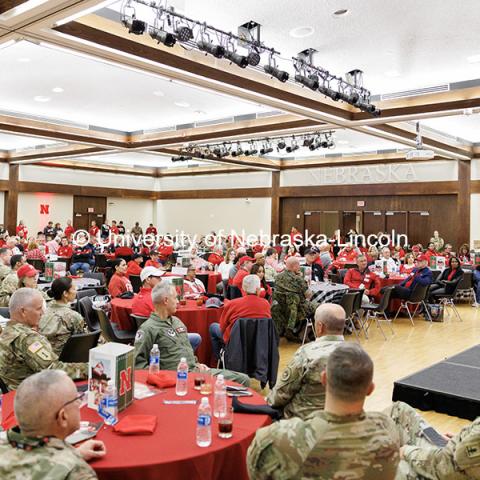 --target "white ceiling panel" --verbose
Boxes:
[0,132,59,150]
[421,114,480,143]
